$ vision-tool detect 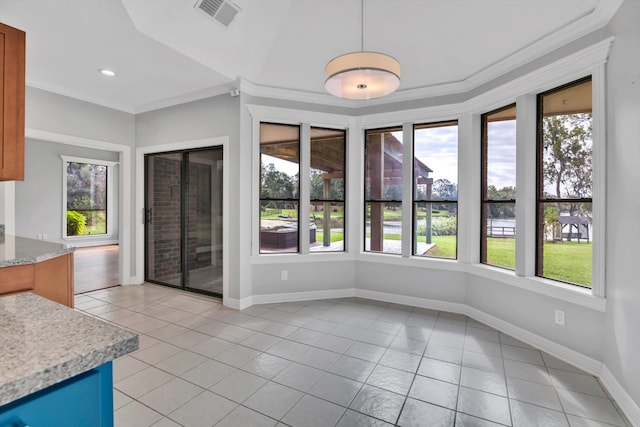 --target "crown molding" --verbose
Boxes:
[134,81,237,113]
[26,81,137,114]
[238,1,621,110]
